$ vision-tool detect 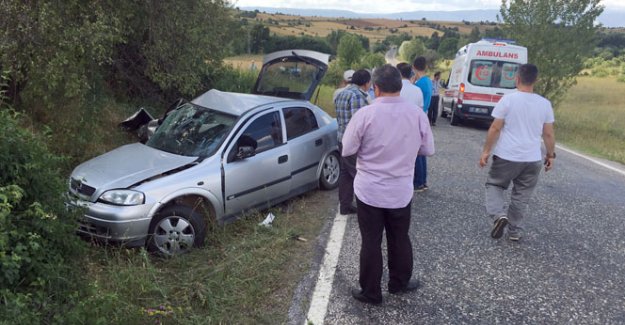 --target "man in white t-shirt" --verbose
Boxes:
[396,62,423,110]
[479,64,556,242]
